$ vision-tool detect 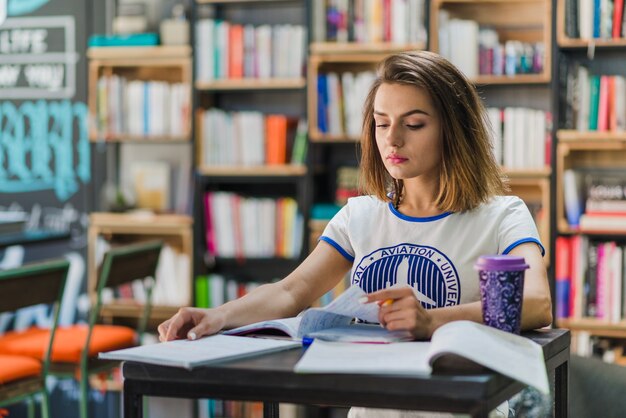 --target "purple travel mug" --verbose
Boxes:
[474,255,529,334]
